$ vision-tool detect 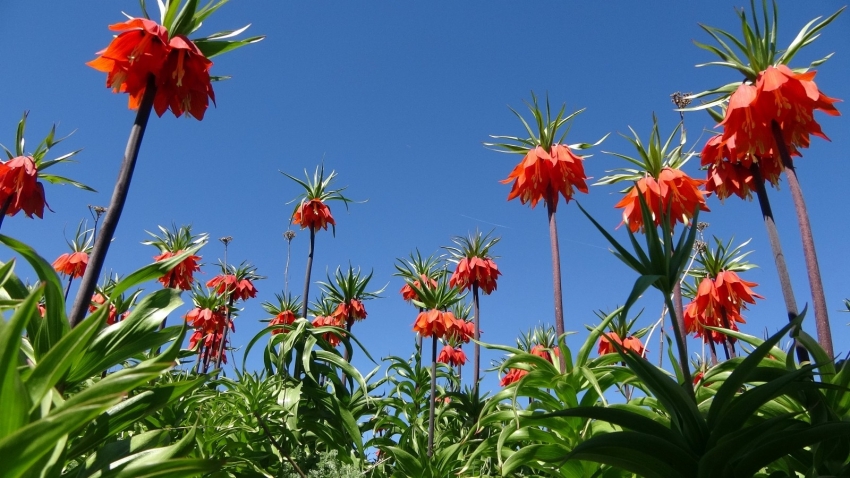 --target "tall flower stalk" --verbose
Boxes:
[487,93,605,365]
[688,1,843,357]
[207,259,261,370]
[444,230,501,394]
[394,250,445,353]
[283,164,355,320]
[70,1,261,327]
